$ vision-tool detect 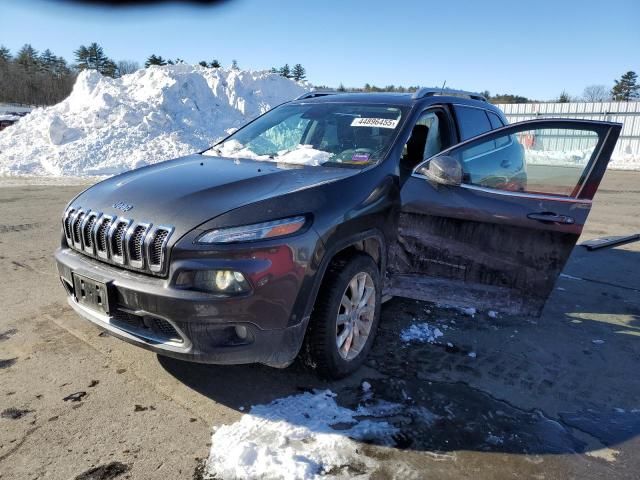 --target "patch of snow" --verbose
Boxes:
[0,65,309,176]
[400,323,444,344]
[487,310,498,319]
[460,307,476,317]
[361,381,371,393]
[468,352,477,358]
[592,339,605,345]
[206,390,398,480]
[206,142,332,166]
[486,434,504,446]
